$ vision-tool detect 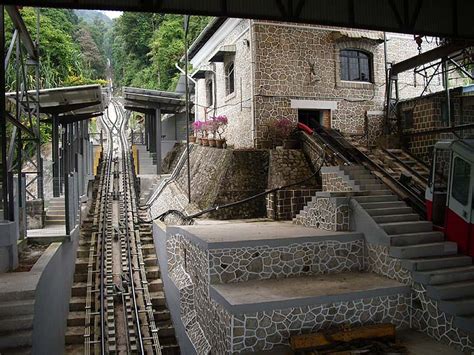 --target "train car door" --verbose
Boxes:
[445,150,474,257]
